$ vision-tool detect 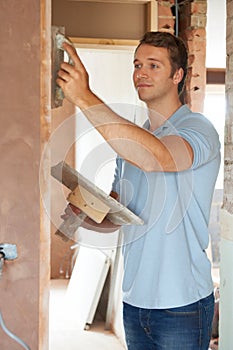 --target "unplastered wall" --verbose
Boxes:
[178,0,207,112]
[157,0,208,112]
[0,0,50,349]
[219,0,233,347]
